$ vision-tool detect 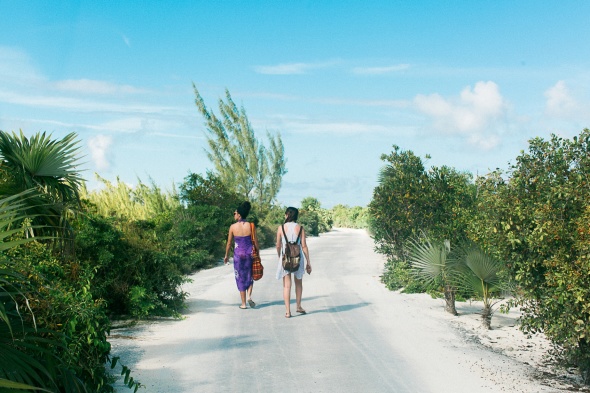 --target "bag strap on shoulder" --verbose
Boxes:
[250,223,257,252]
